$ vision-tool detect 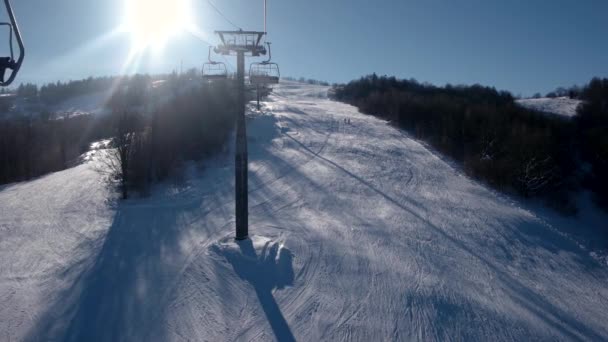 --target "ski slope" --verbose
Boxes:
[517,96,581,118]
[1,81,608,341]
